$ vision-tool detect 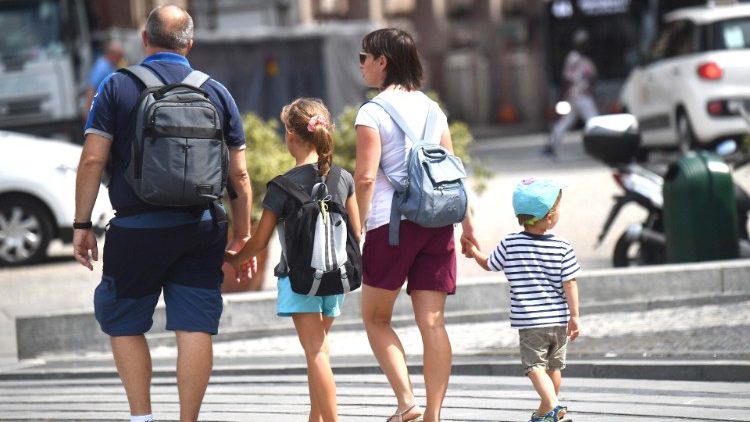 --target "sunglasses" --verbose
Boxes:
[359,52,368,65]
